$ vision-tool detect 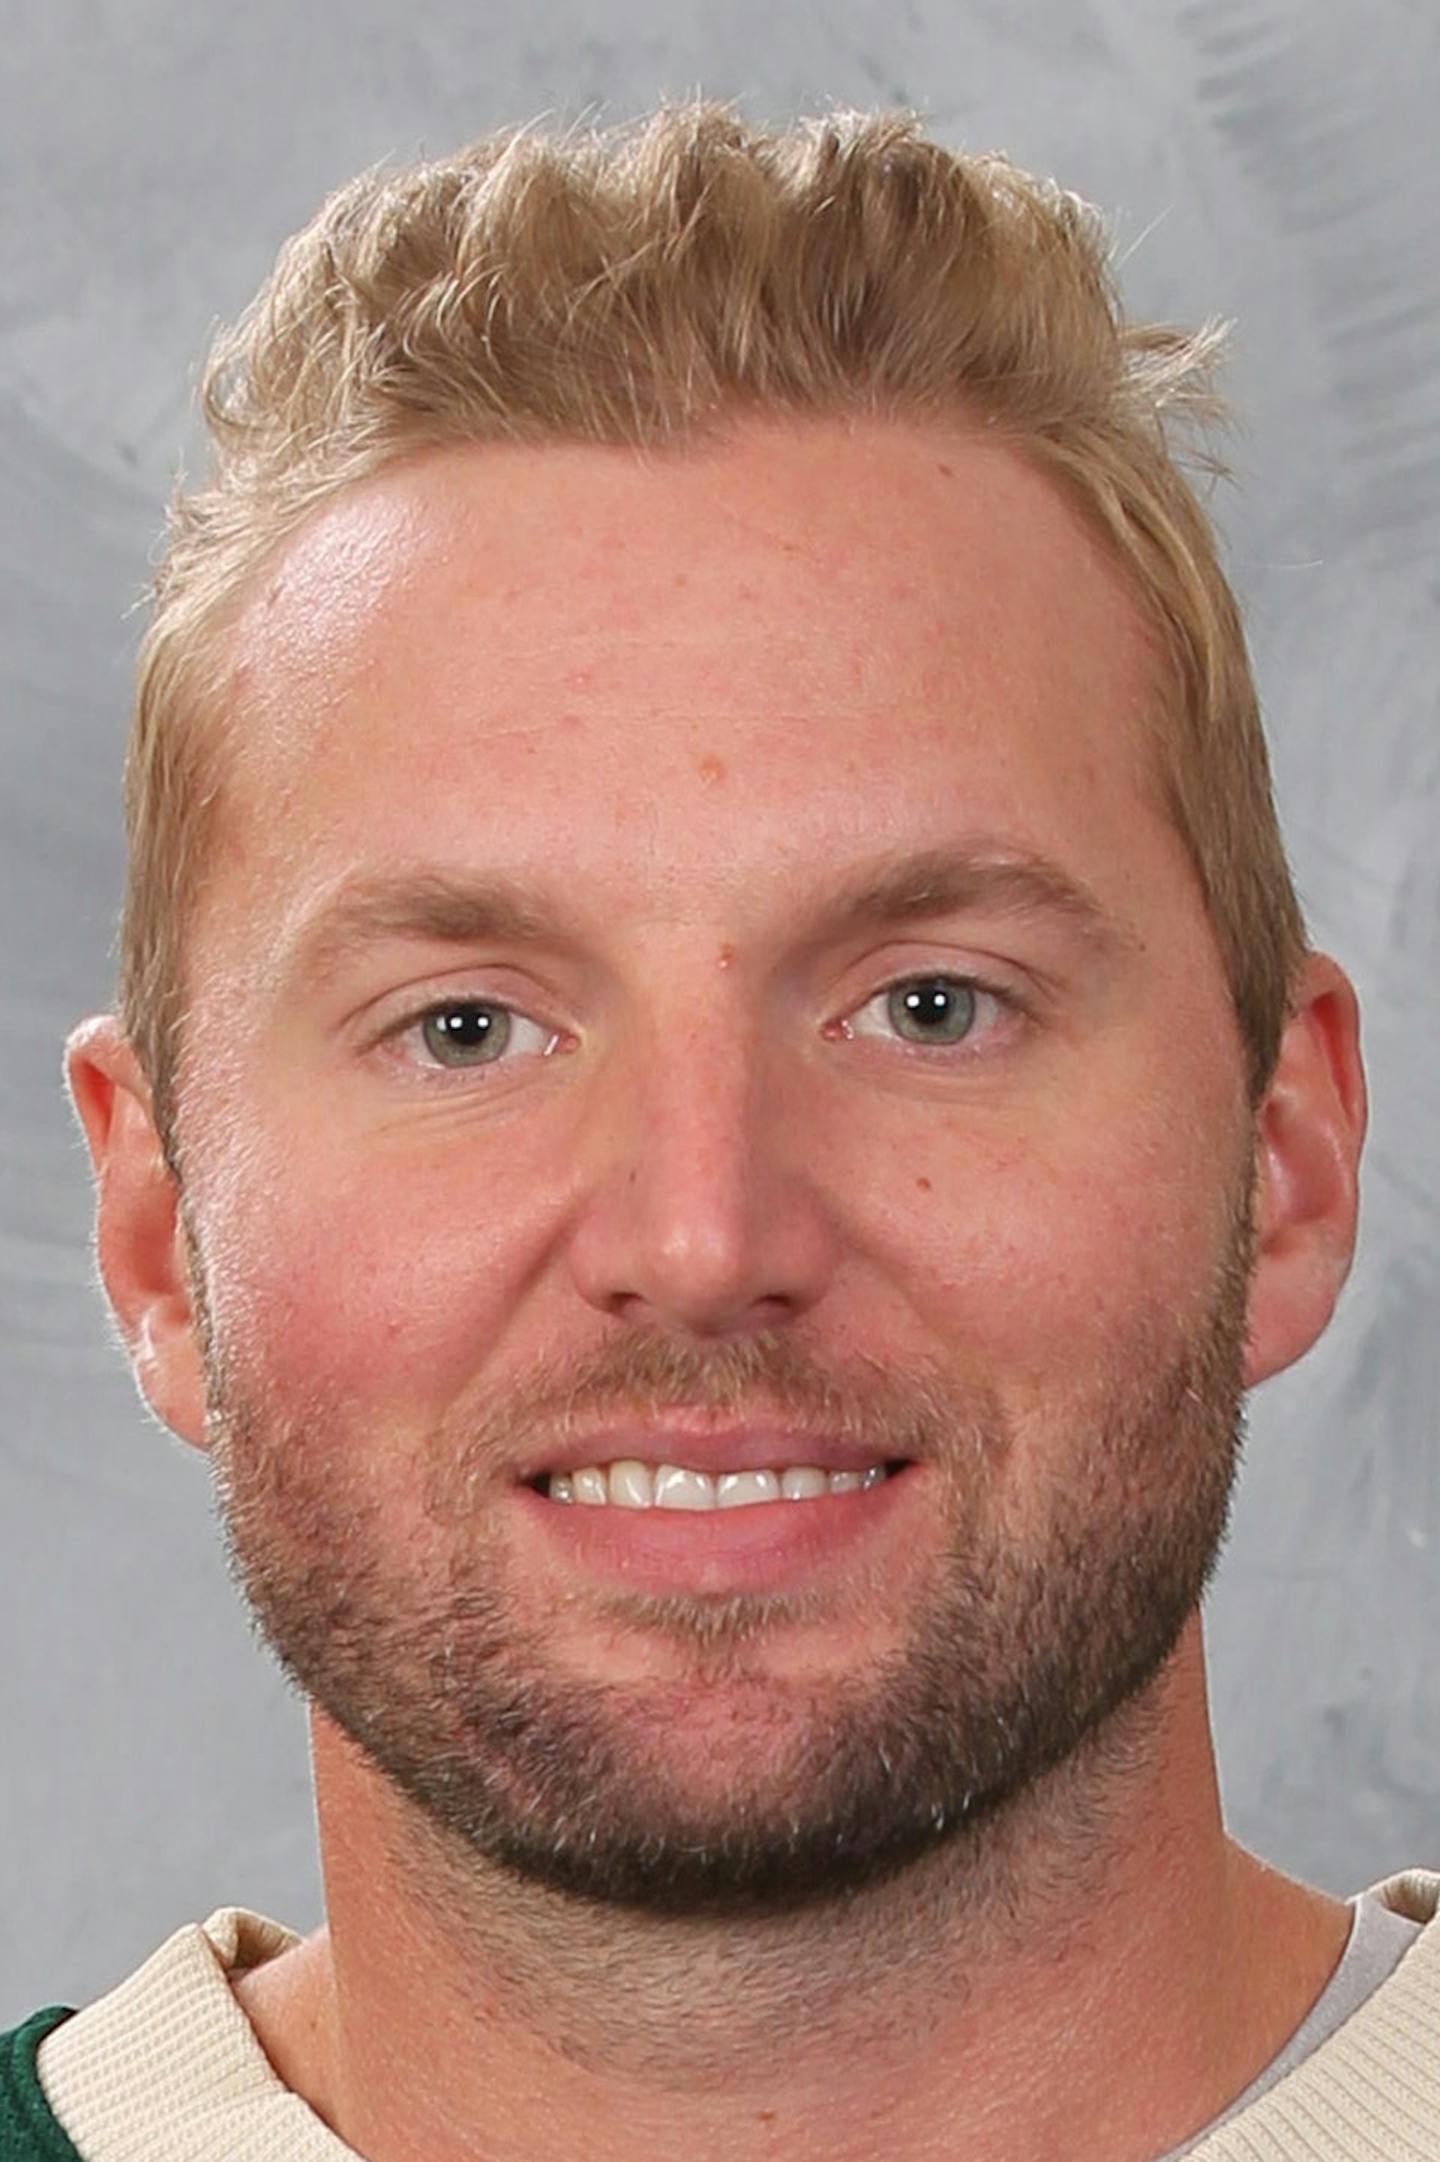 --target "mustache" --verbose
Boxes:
[427,1329,1003,1511]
